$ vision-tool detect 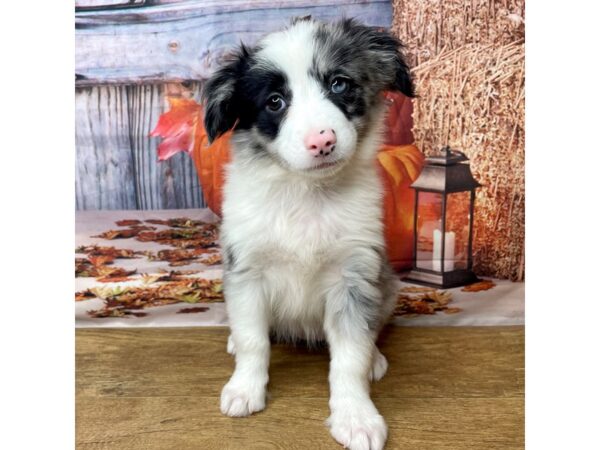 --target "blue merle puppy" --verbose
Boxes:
[202,17,414,450]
